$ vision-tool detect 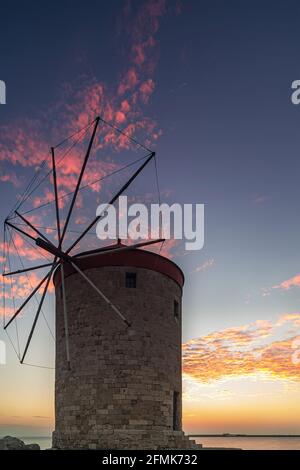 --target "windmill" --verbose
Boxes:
[1,115,164,369]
